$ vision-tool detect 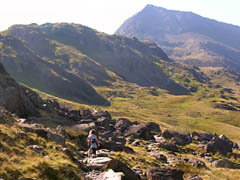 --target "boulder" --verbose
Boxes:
[96,117,115,131]
[85,157,112,170]
[105,159,141,180]
[92,111,112,120]
[19,123,48,139]
[124,124,155,140]
[206,137,232,155]
[28,145,44,154]
[99,132,127,151]
[114,118,132,133]
[72,122,96,133]
[103,169,124,180]
[163,129,192,145]
[145,122,161,135]
[189,175,203,180]
[158,142,181,152]
[146,168,184,180]
[212,159,240,169]
[191,132,217,142]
